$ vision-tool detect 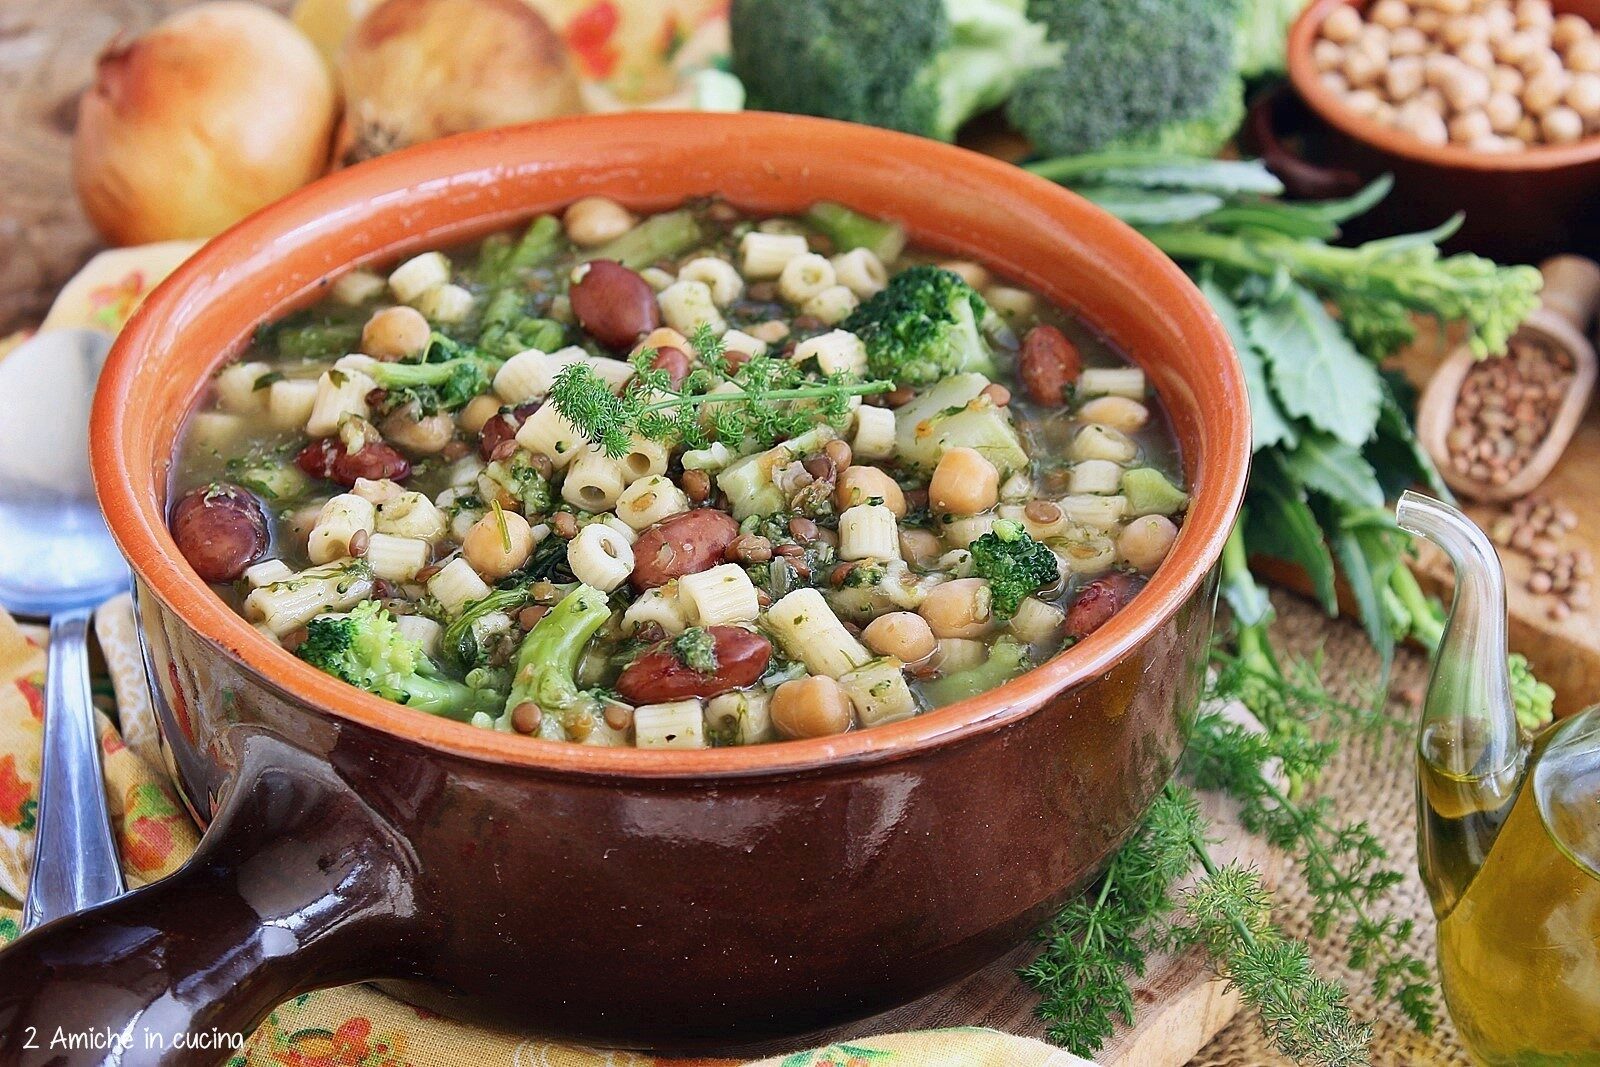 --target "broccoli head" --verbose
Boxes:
[1006,0,1246,159]
[843,266,997,386]
[730,0,1059,142]
[498,583,612,735]
[968,519,1060,620]
[297,601,502,721]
